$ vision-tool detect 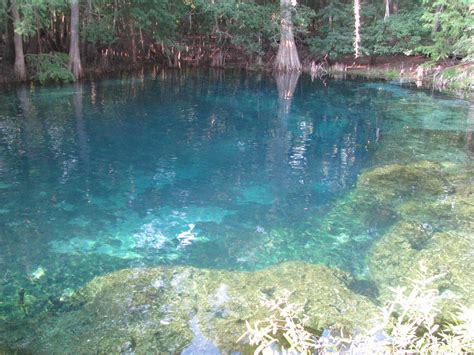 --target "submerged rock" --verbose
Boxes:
[357,160,449,201]
[301,159,473,314]
[365,160,474,310]
[2,160,471,353]
[2,261,377,354]
[369,223,474,304]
